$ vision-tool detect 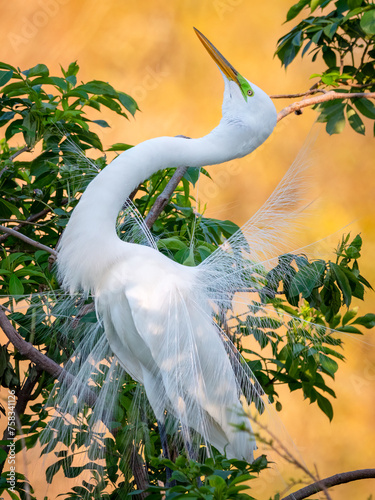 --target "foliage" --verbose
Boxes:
[0,18,374,500]
[59,454,268,500]
[233,233,374,421]
[276,0,375,135]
